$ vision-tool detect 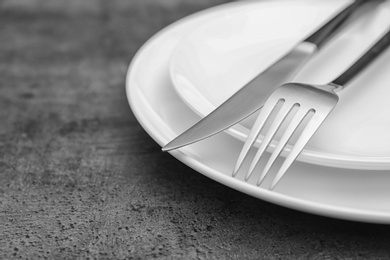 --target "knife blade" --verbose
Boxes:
[162,0,365,151]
